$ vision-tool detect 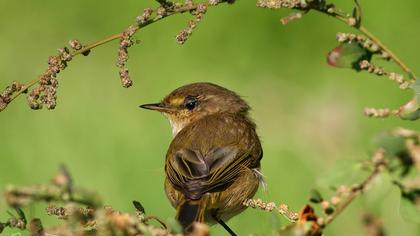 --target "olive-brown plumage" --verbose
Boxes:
[140,83,263,233]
